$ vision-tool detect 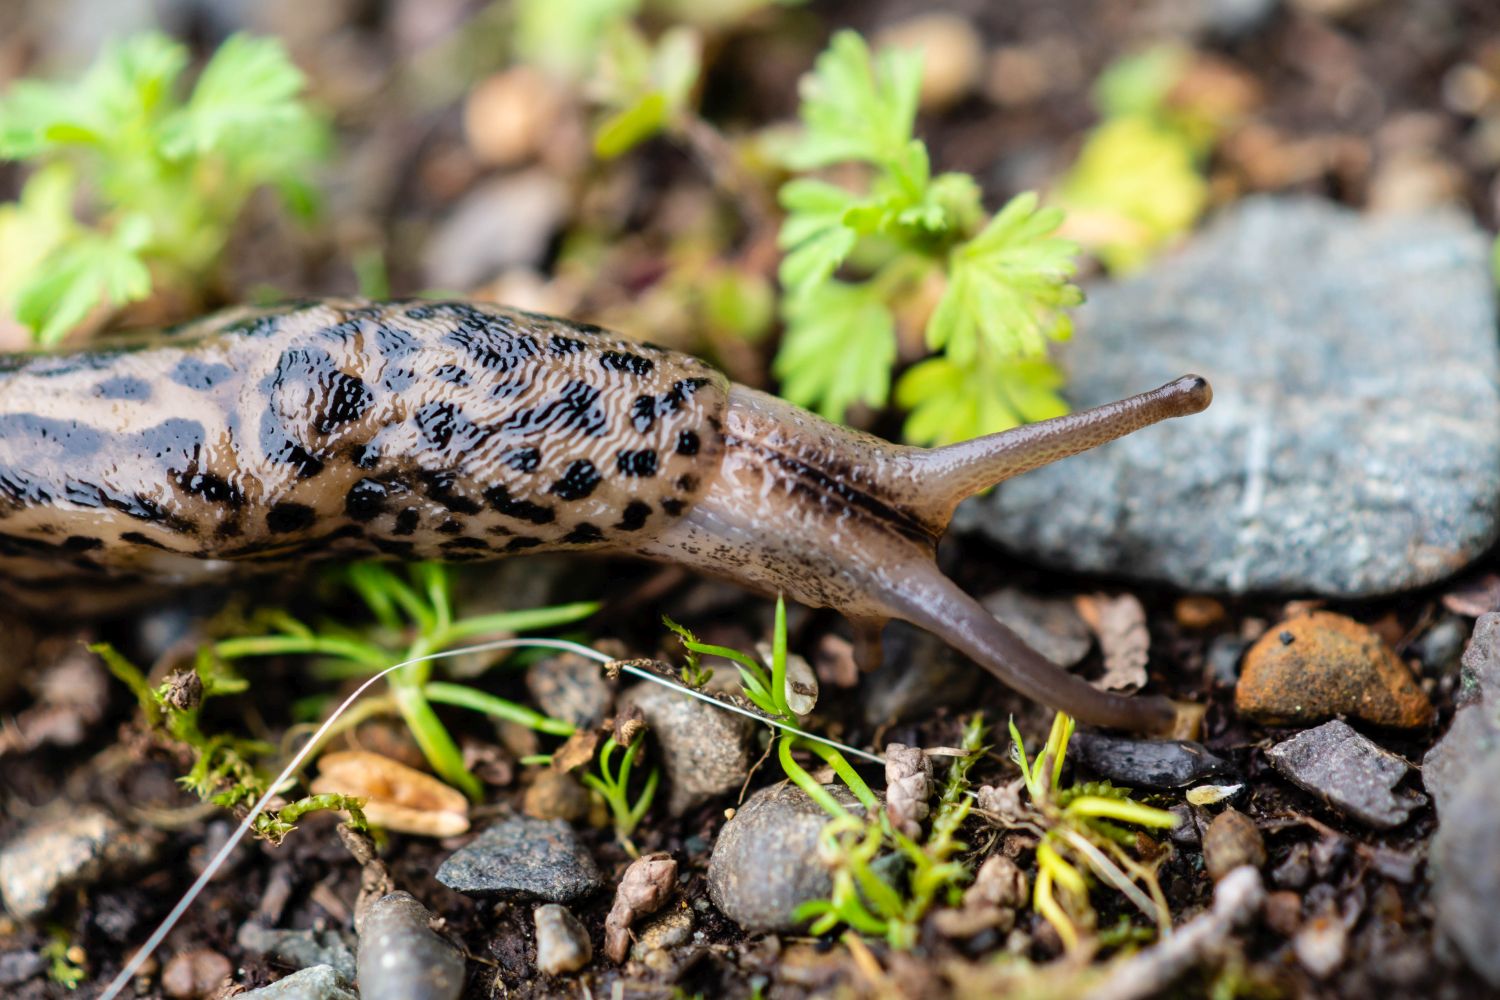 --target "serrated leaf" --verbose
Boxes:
[773,280,896,422]
[15,219,153,345]
[161,33,310,158]
[777,178,860,296]
[927,191,1081,364]
[896,355,1067,446]
[0,164,79,307]
[784,29,922,170]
